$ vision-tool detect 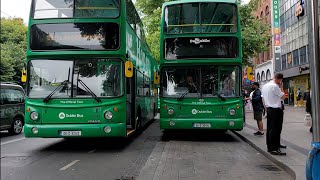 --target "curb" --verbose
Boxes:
[232,130,296,180]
